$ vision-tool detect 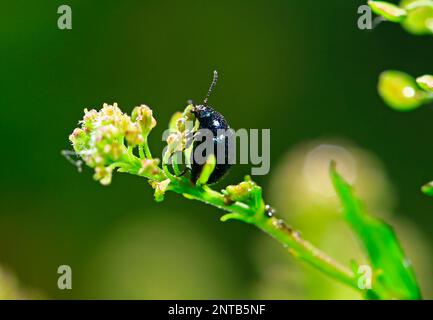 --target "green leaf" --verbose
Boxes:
[330,162,421,299]
[196,154,216,186]
[368,1,408,22]
[220,212,247,223]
